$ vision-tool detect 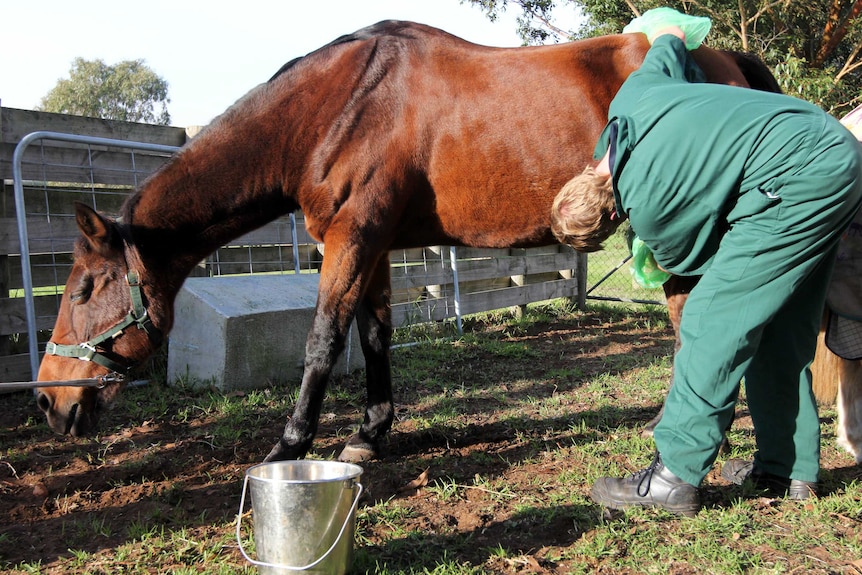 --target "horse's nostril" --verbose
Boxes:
[65,403,79,435]
[36,392,51,413]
